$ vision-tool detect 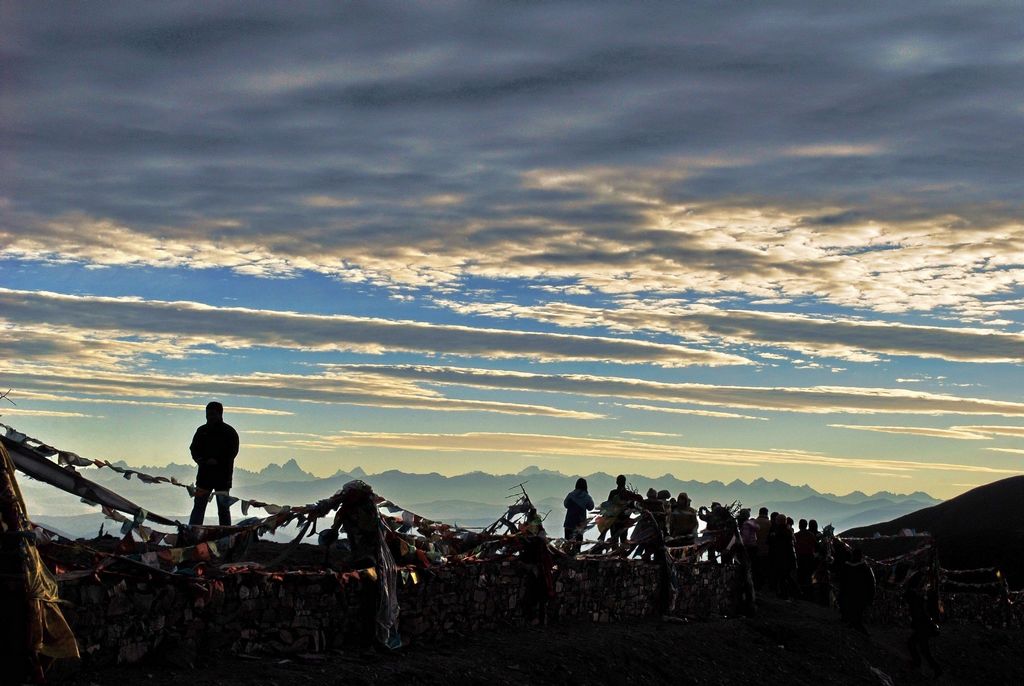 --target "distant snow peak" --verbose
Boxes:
[256,458,314,481]
[517,465,565,477]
